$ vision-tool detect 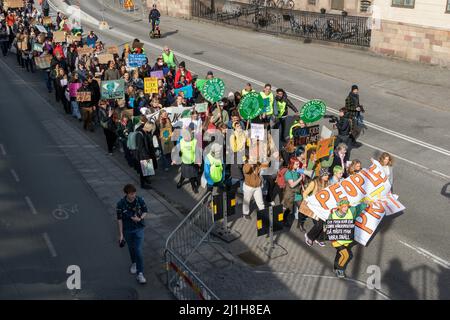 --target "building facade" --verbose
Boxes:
[370,0,450,65]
